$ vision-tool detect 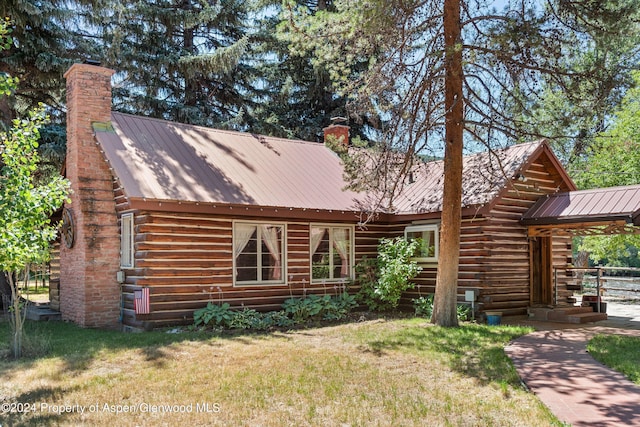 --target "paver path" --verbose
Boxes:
[506,302,640,427]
